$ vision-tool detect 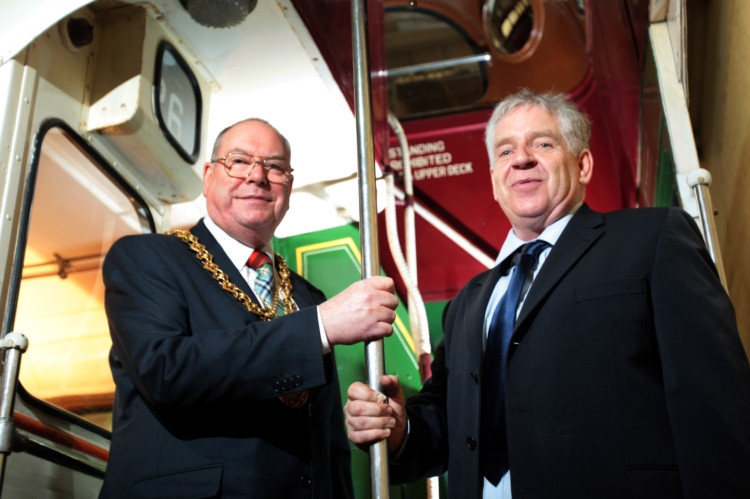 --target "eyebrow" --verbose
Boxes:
[495,129,560,148]
[226,148,288,160]
[529,129,560,141]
